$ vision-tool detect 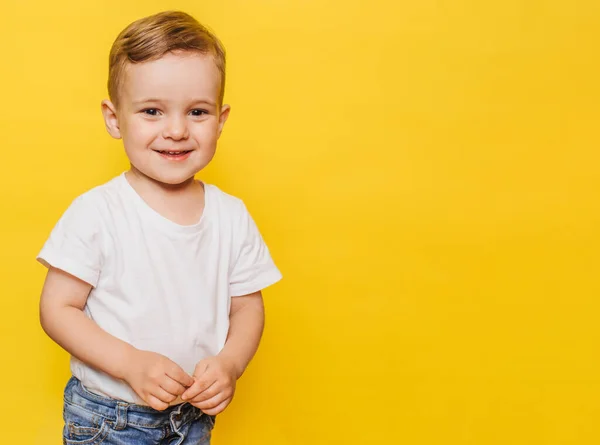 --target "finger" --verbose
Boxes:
[147,394,169,411]
[189,381,220,403]
[160,375,188,396]
[191,391,227,410]
[151,386,178,404]
[166,364,194,388]
[201,397,232,416]
[182,375,216,401]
